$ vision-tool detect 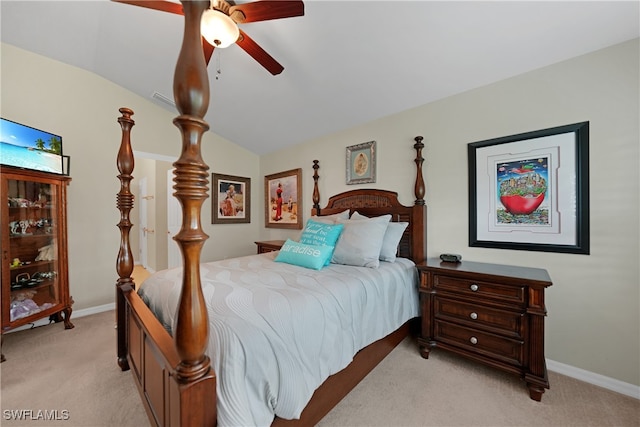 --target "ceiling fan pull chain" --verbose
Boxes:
[215,50,222,80]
